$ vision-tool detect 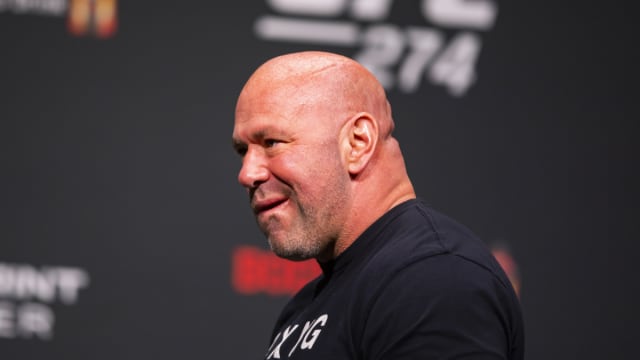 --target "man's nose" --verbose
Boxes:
[237,147,269,188]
